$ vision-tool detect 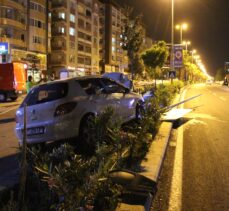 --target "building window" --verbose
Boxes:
[29,19,45,29]
[69,55,75,63]
[70,41,75,49]
[85,46,91,53]
[78,19,84,28]
[78,44,84,51]
[69,27,75,36]
[78,57,84,64]
[58,12,65,20]
[58,27,65,34]
[70,14,75,23]
[33,36,44,44]
[86,9,91,17]
[30,1,45,13]
[78,31,84,39]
